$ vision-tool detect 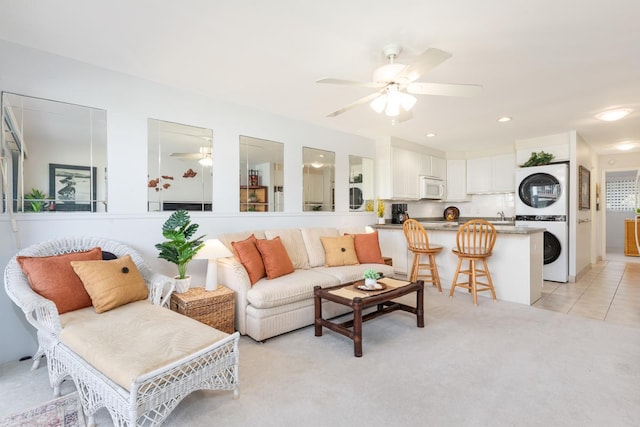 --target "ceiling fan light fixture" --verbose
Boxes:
[370,95,387,113]
[198,157,213,167]
[400,93,417,111]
